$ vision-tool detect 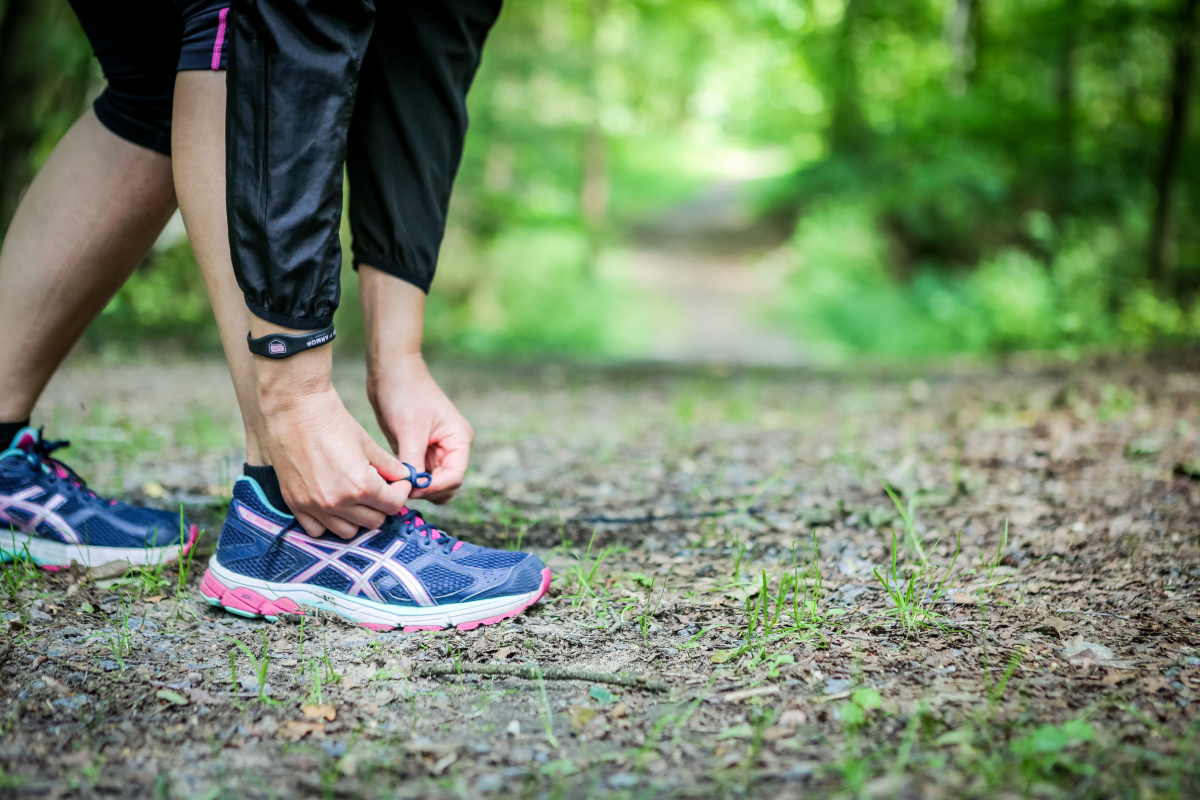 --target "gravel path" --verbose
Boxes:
[2,354,1198,798]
